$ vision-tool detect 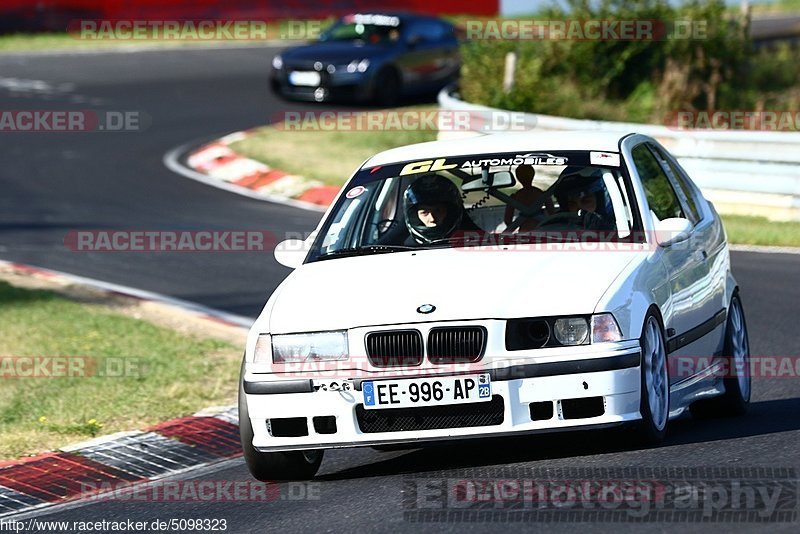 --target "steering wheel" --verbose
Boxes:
[537,210,607,230]
[536,211,583,228]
